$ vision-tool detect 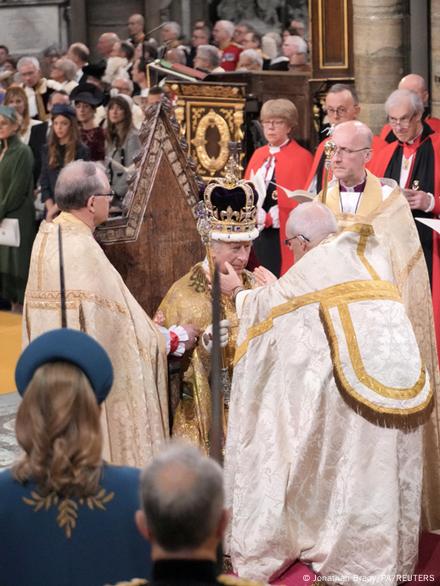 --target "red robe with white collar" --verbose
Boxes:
[245,140,313,274]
